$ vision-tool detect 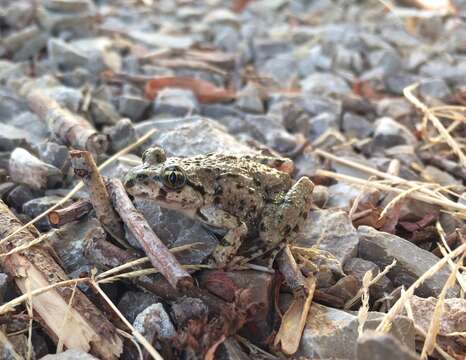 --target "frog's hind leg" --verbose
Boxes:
[244,177,314,267]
